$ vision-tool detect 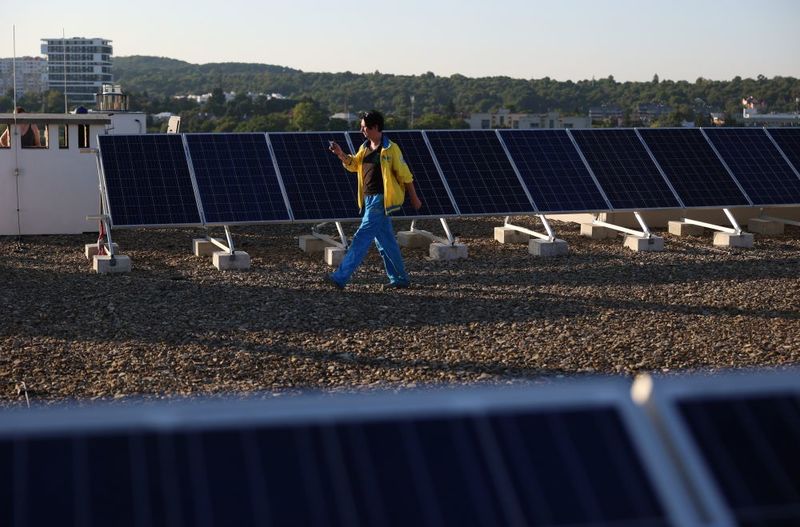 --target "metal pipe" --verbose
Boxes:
[440,218,455,245]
